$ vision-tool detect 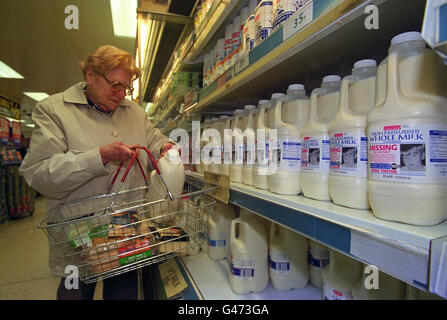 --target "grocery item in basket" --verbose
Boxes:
[108,211,138,237]
[65,220,93,248]
[118,237,153,265]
